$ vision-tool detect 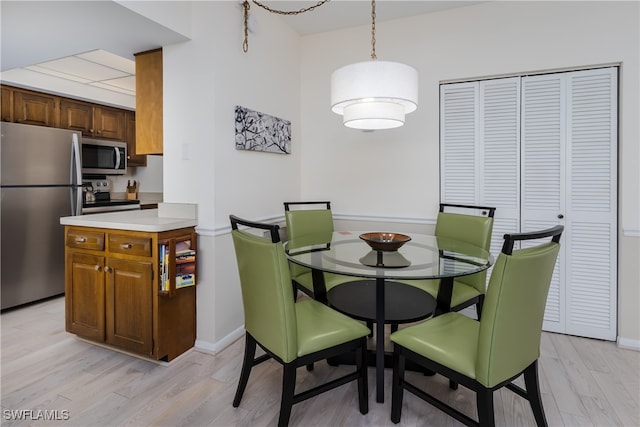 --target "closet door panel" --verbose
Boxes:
[440,83,479,203]
[480,78,521,257]
[565,68,617,340]
[521,74,566,333]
